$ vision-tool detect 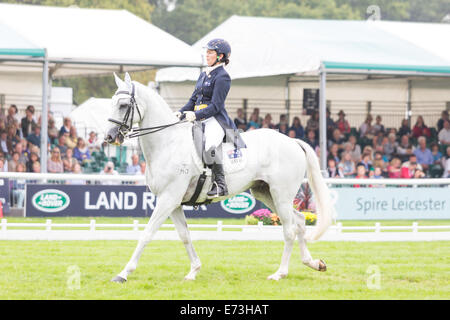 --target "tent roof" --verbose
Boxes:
[156,16,450,82]
[0,23,44,57]
[0,3,203,78]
